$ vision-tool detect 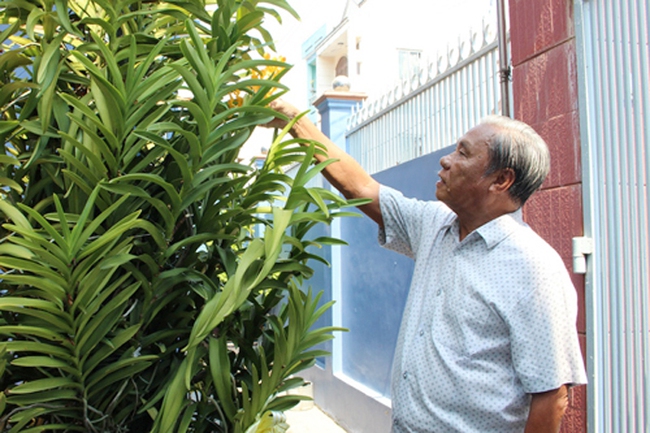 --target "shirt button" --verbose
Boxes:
[436,290,442,296]
[403,372,408,379]
[419,330,424,336]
